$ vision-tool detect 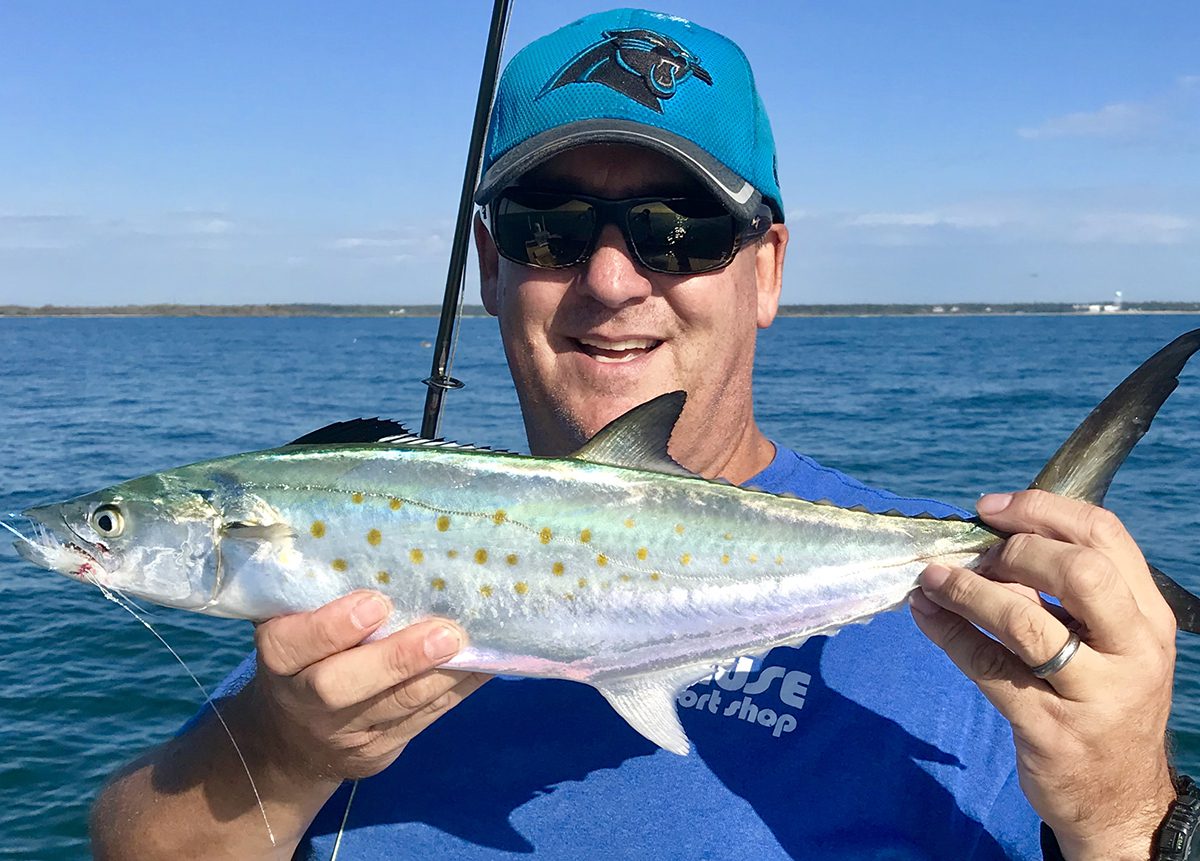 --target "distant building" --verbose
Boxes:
[1074,291,1124,313]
